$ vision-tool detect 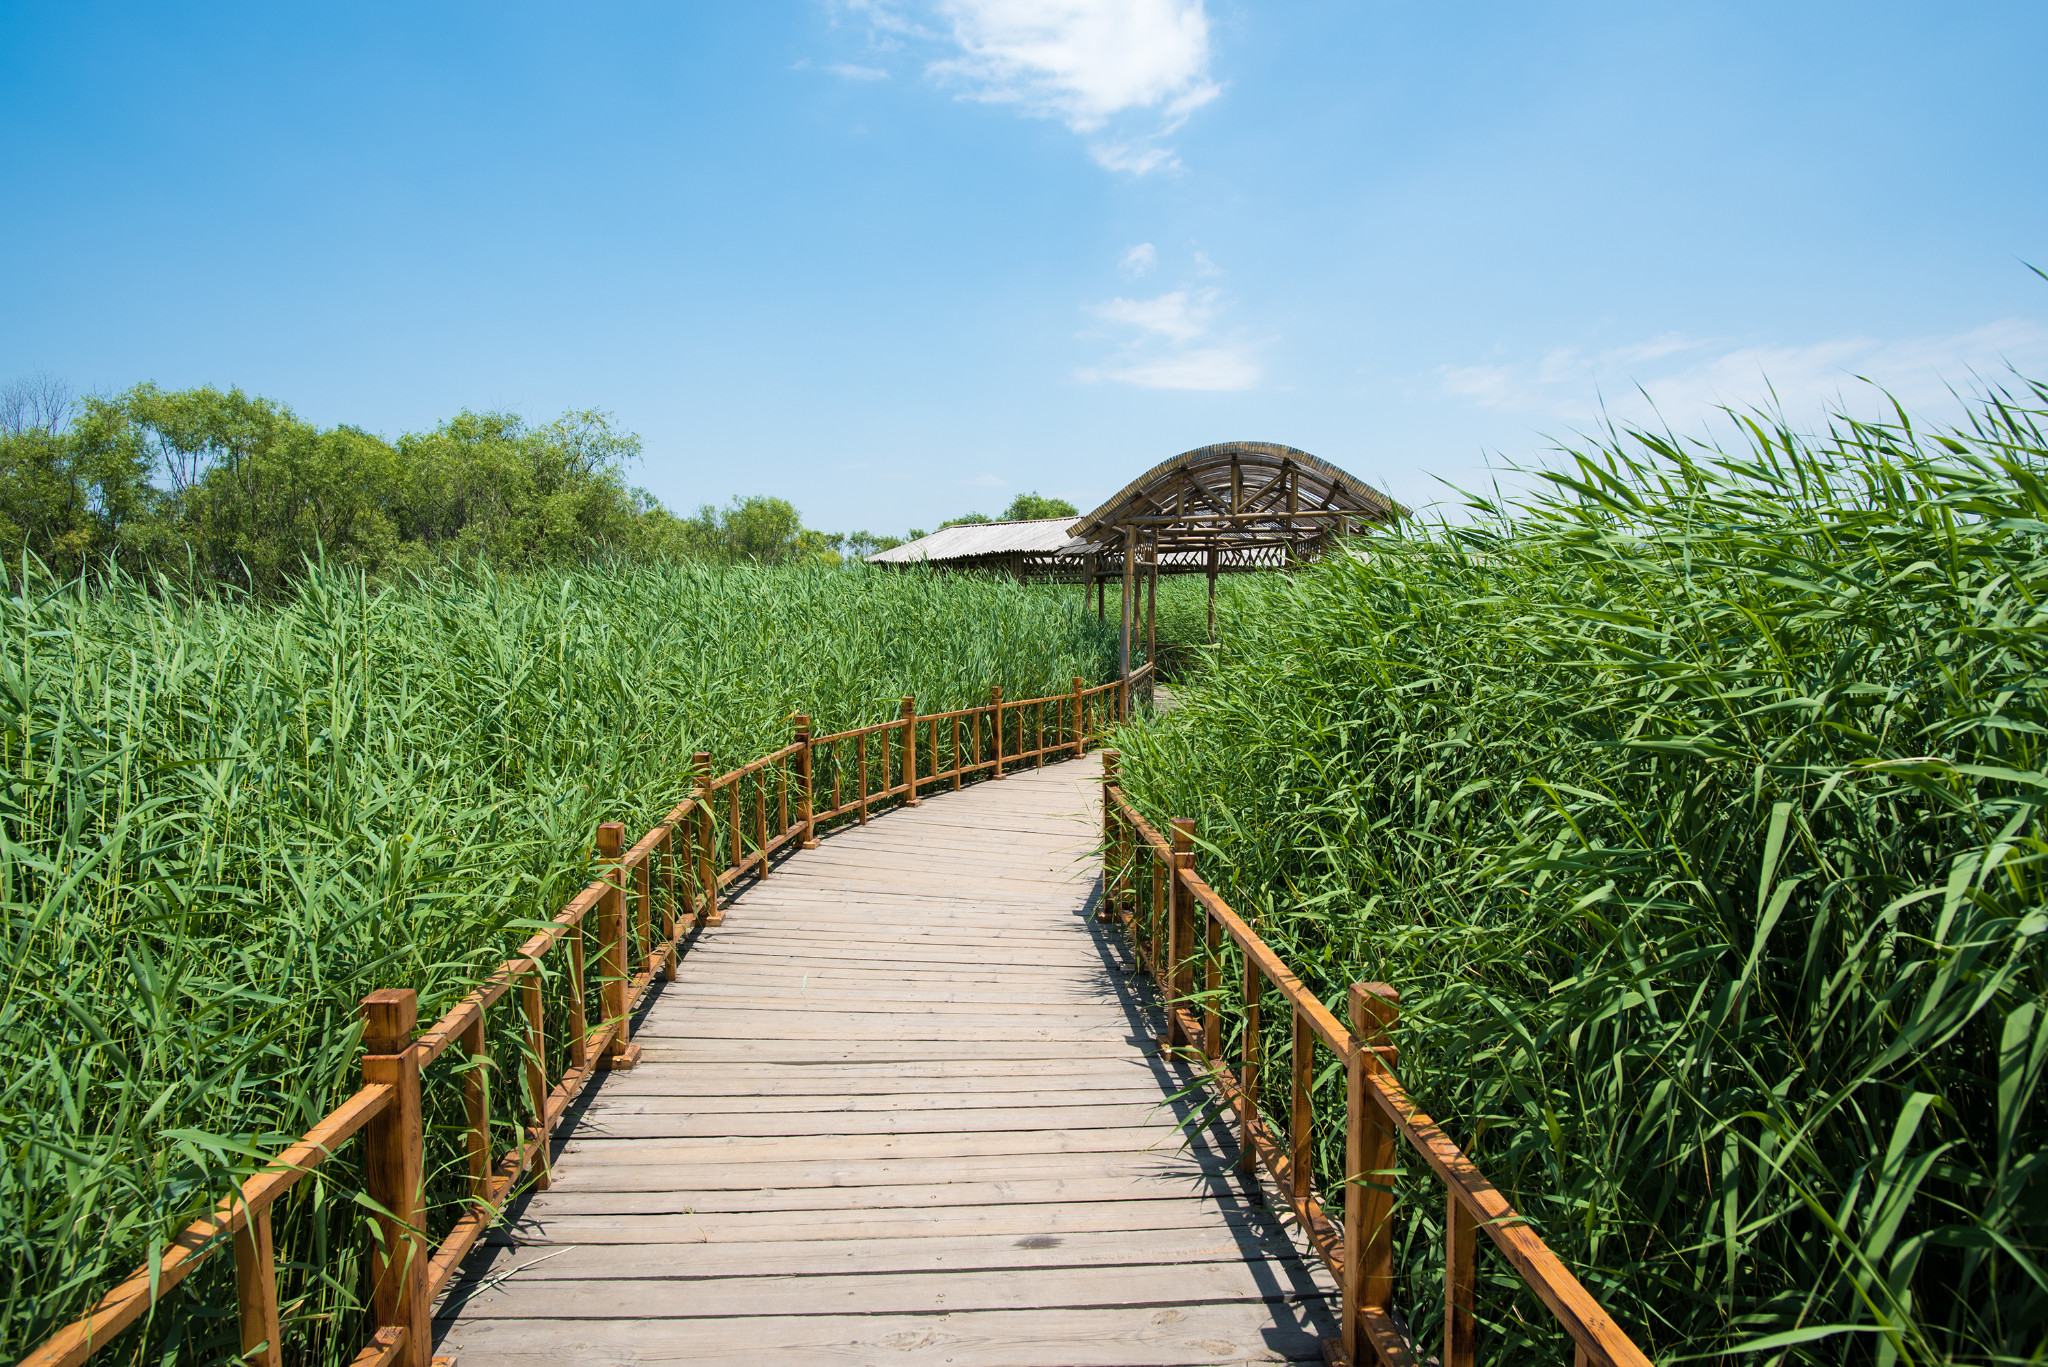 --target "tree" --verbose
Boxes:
[678,495,841,565]
[0,372,73,437]
[839,530,904,560]
[1001,491,1077,521]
